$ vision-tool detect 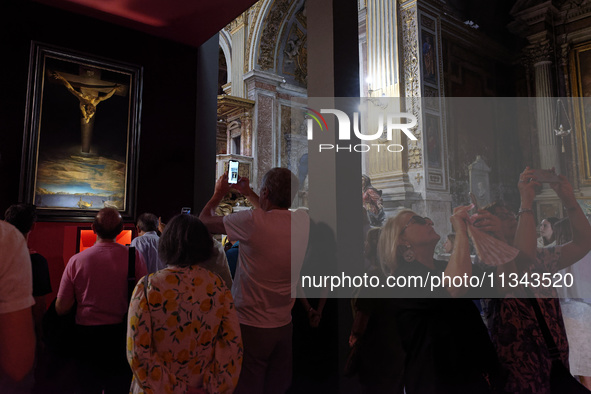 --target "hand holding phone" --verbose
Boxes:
[228,160,239,184]
[531,168,560,183]
[469,192,479,210]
